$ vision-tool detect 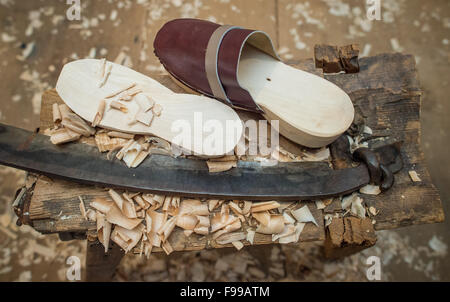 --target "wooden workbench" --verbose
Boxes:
[13,53,444,281]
